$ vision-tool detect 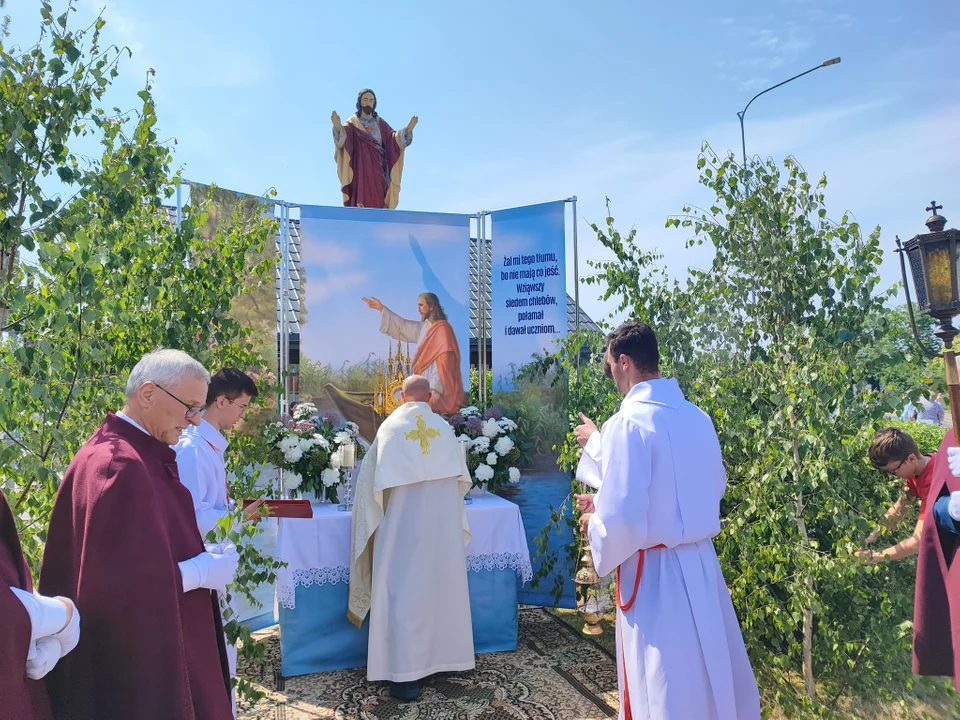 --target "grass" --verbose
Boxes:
[547,608,960,720]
